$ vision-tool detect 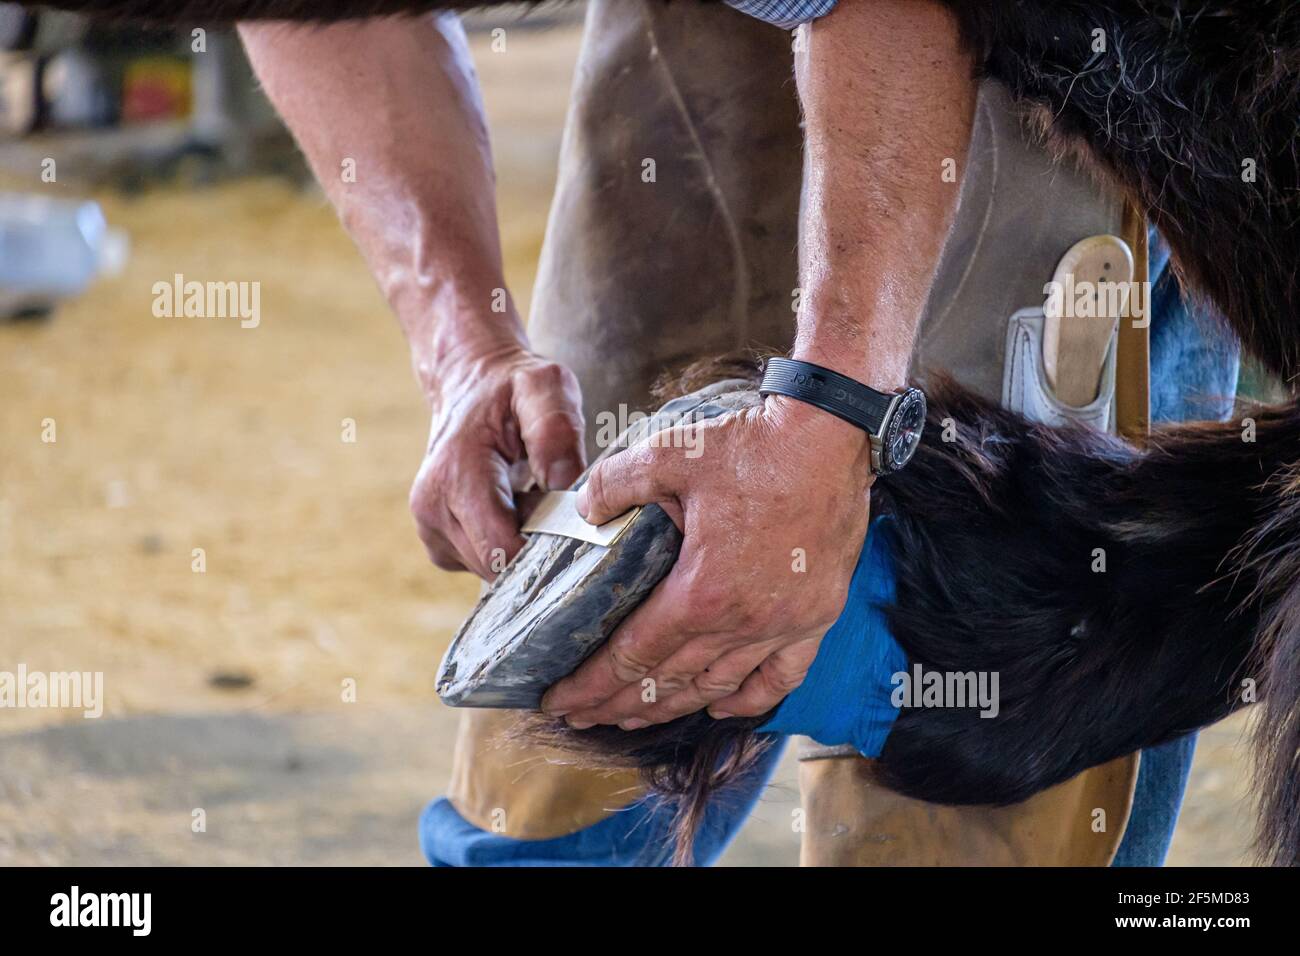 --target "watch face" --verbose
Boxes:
[881,389,926,473]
